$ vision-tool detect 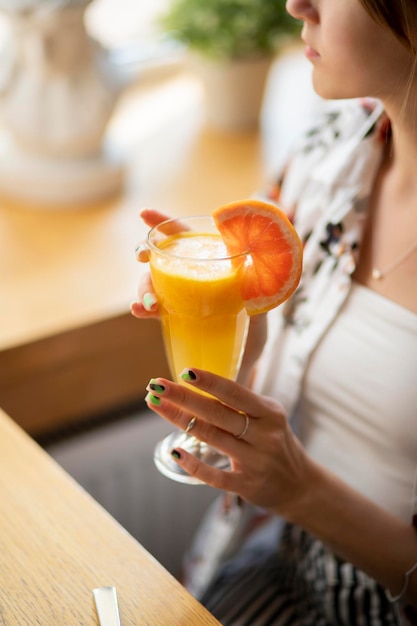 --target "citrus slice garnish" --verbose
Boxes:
[212,198,303,315]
